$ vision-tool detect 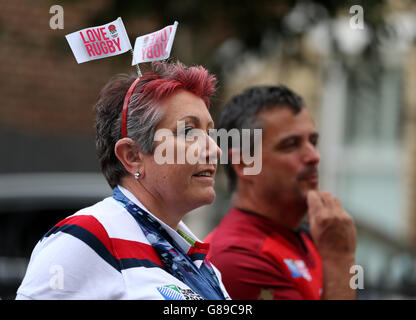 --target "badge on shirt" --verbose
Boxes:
[284,259,312,281]
[157,284,203,300]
